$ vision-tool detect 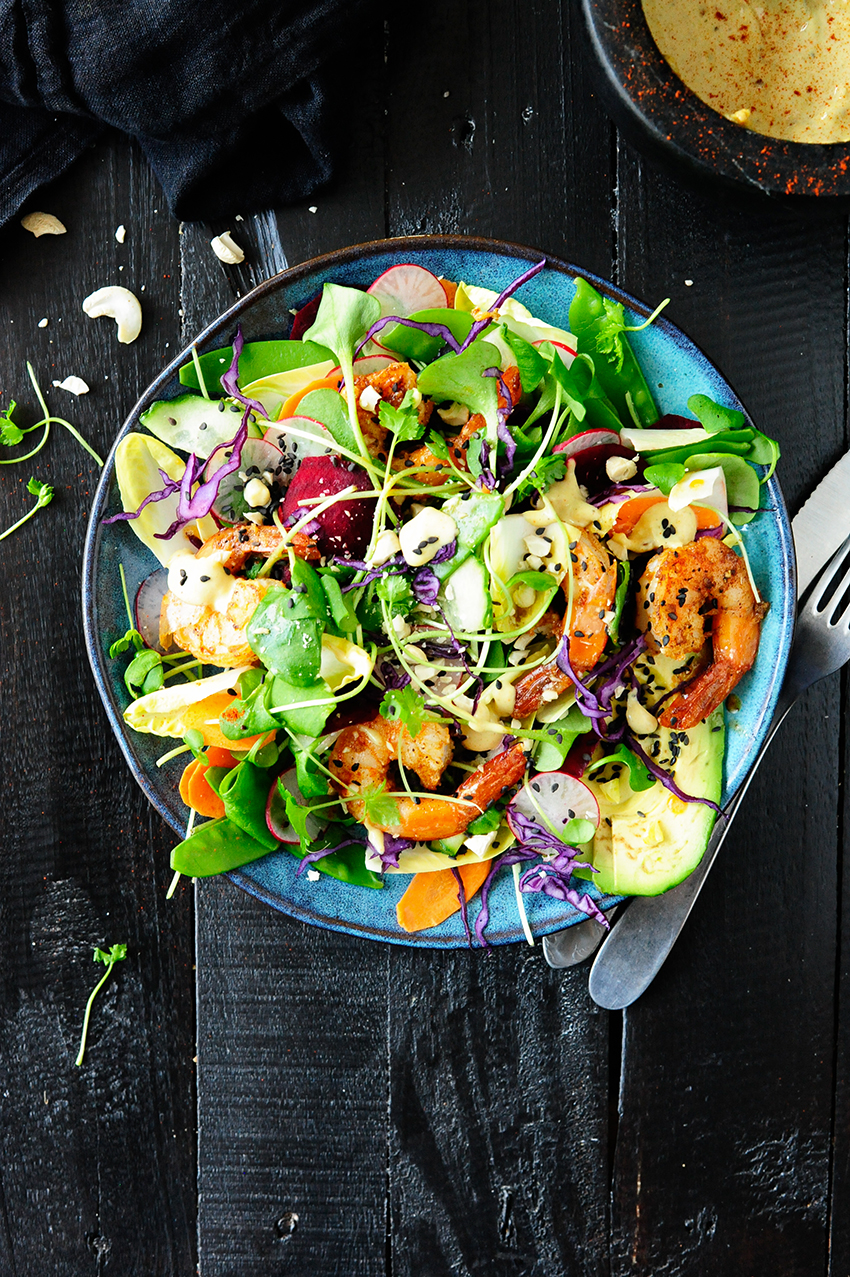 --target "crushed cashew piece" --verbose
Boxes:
[210,232,245,264]
[52,376,90,396]
[21,212,66,237]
